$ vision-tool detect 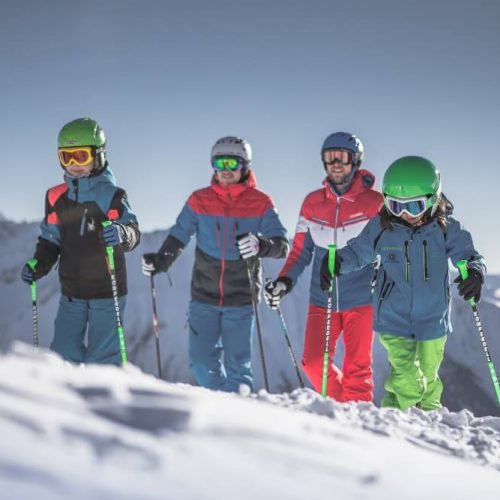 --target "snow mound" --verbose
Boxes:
[1,342,500,499]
